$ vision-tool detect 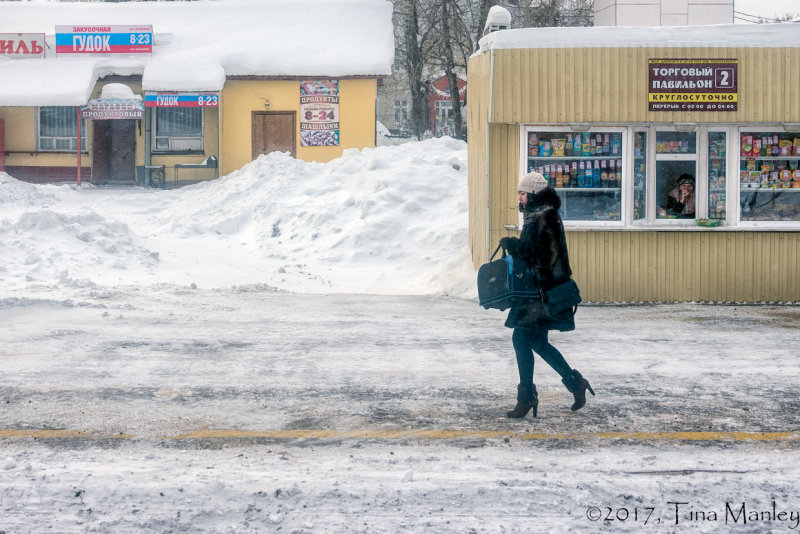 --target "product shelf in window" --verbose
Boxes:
[708,132,727,221]
[526,130,624,222]
[740,132,800,221]
[528,157,623,189]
